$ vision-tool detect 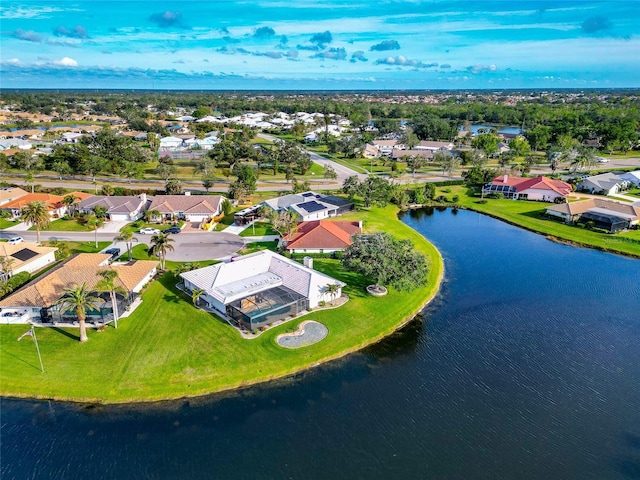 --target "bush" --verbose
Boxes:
[1,271,31,298]
[452,195,459,203]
